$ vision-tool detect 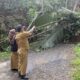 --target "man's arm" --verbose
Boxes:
[23,26,35,37]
